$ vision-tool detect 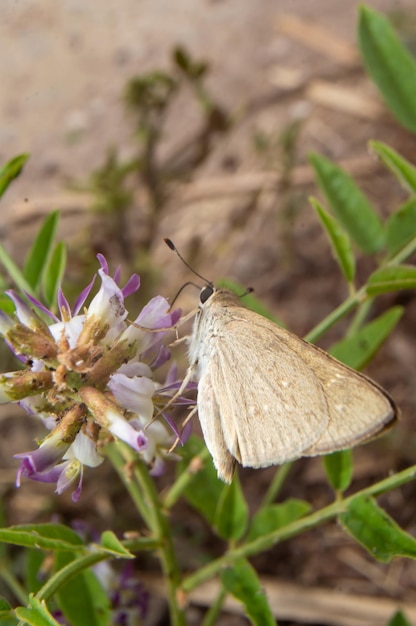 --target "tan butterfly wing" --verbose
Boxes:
[194,290,397,482]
